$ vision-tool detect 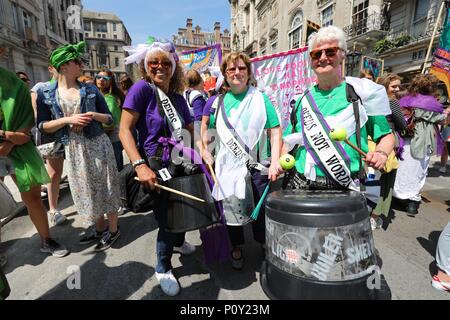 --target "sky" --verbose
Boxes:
[82,0,231,45]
